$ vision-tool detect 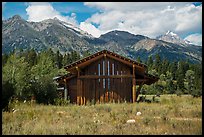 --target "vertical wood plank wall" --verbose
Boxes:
[68,77,77,103]
[68,56,133,105]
